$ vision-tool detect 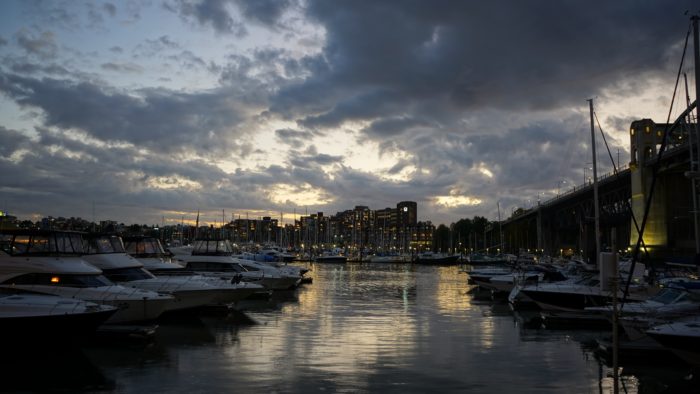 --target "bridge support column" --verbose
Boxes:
[629,120,668,256]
